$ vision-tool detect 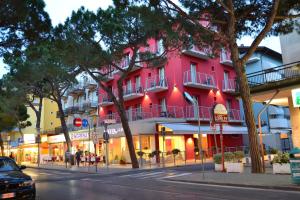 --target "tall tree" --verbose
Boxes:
[0,0,51,56]
[58,6,176,168]
[133,0,300,173]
